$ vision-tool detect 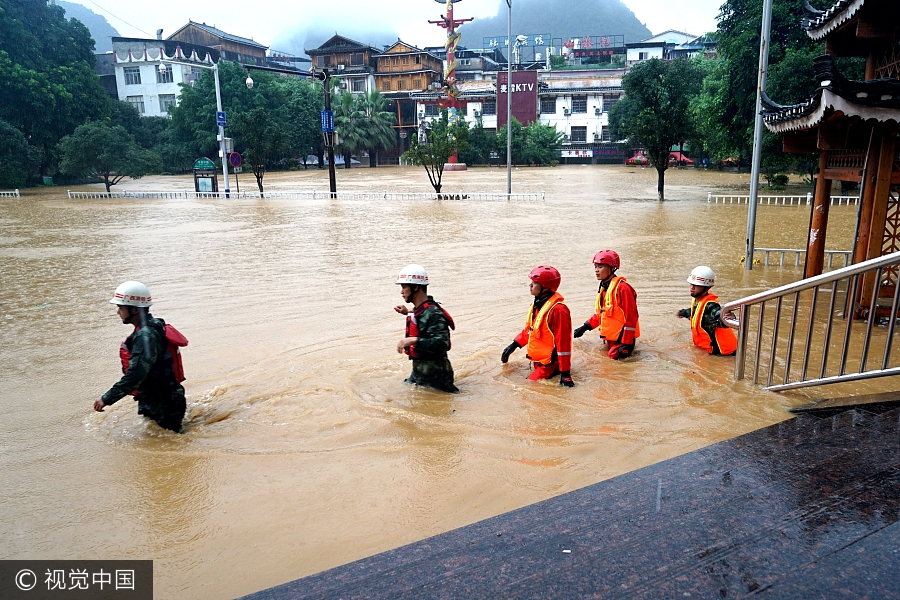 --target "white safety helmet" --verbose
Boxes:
[109,280,153,307]
[396,264,429,286]
[687,266,715,287]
